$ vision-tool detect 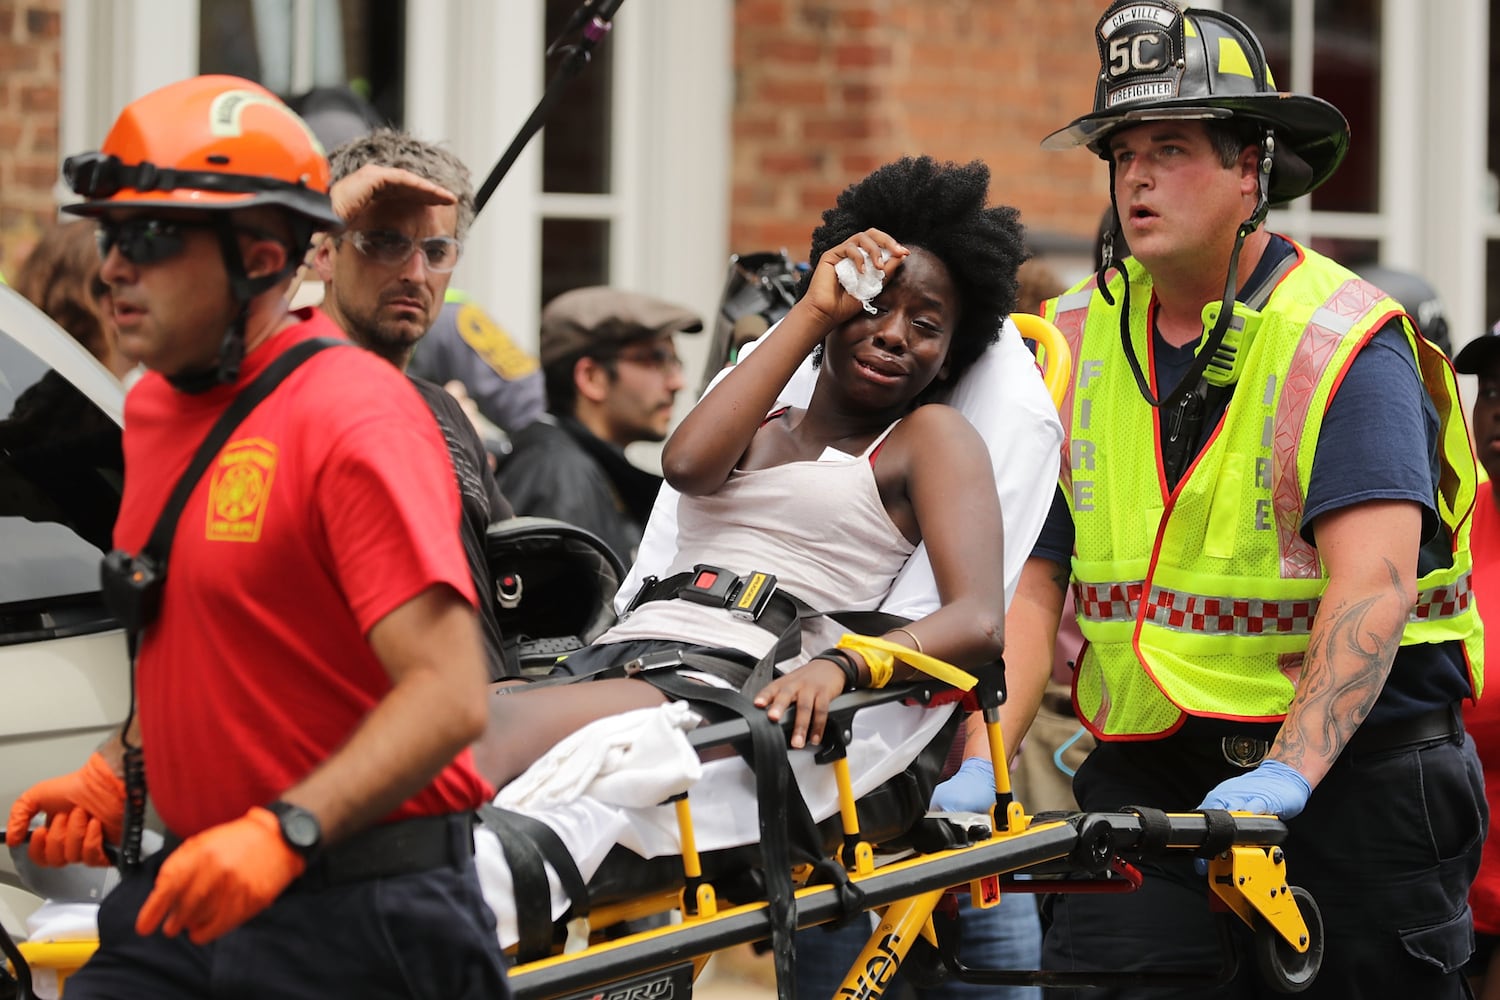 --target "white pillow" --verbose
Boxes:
[617,315,1064,617]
